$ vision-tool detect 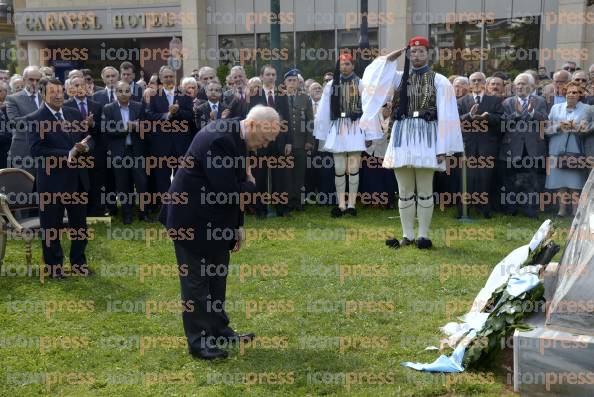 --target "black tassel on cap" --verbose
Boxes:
[330,59,341,121]
[395,46,411,121]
